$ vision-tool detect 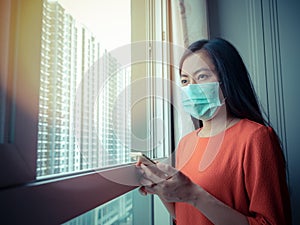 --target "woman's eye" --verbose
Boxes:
[197,74,209,81]
[181,79,188,85]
